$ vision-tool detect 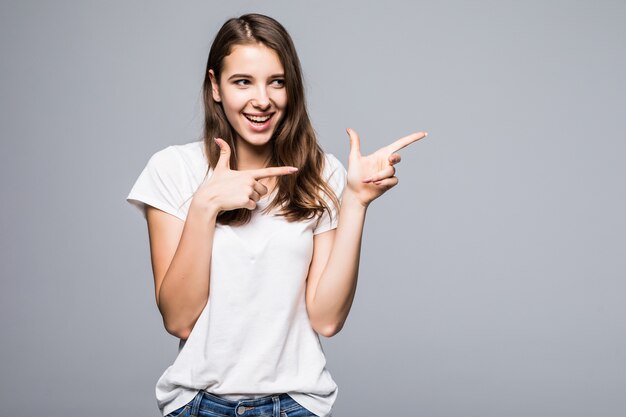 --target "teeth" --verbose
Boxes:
[245,114,271,122]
